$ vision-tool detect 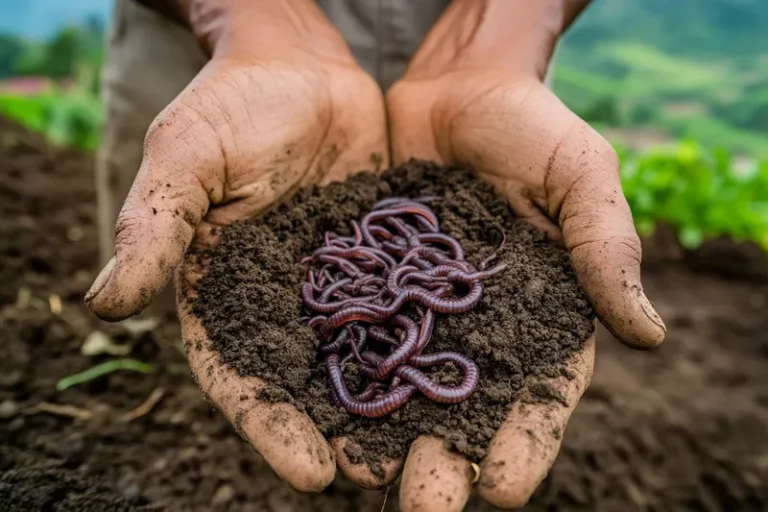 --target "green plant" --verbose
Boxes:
[0,88,101,151]
[618,141,768,250]
[56,359,155,391]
